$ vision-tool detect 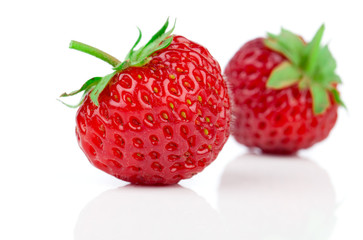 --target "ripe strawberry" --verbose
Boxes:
[225,25,344,154]
[60,19,231,185]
